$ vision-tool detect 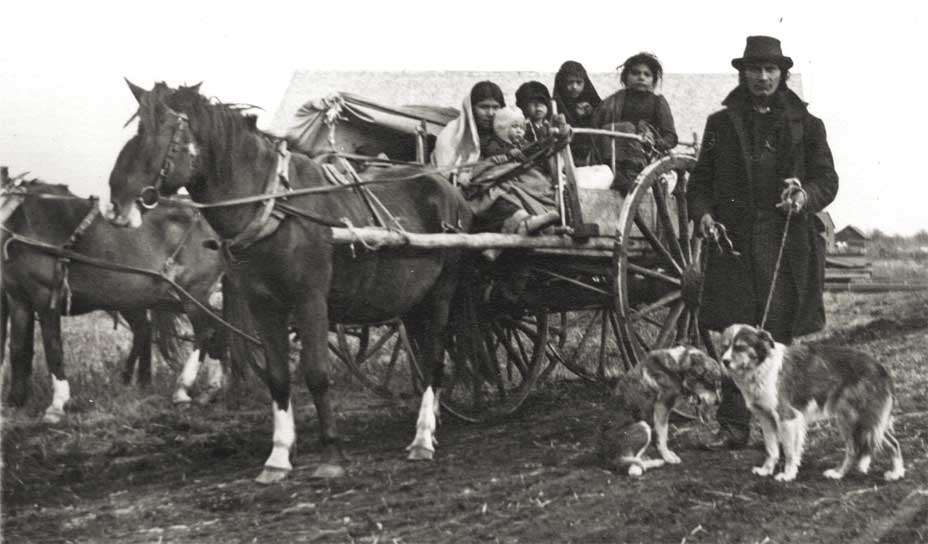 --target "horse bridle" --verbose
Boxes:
[138,109,193,210]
